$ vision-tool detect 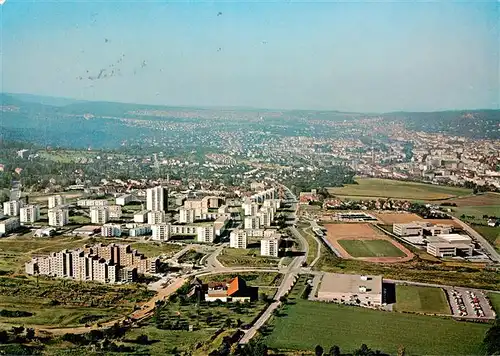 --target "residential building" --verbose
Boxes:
[243,201,259,216]
[146,186,167,211]
[3,200,22,217]
[0,217,20,236]
[229,229,247,249]
[259,207,273,228]
[151,224,170,241]
[260,235,280,257]
[179,207,195,224]
[128,224,151,237]
[317,273,383,307]
[77,199,108,207]
[133,210,149,223]
[48,207,69,227]
[101,224,122,237]
[204,276,252,302]
[19,205,40,225]
[197,225,215,243]
[48,195,65,209]
[244,216,260,230]
[108,205,122,219]
[148,210,166,225]
[116,194,133,206]
[90,206,109,224]
[170,224,197,236]
[214,215,230,236]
